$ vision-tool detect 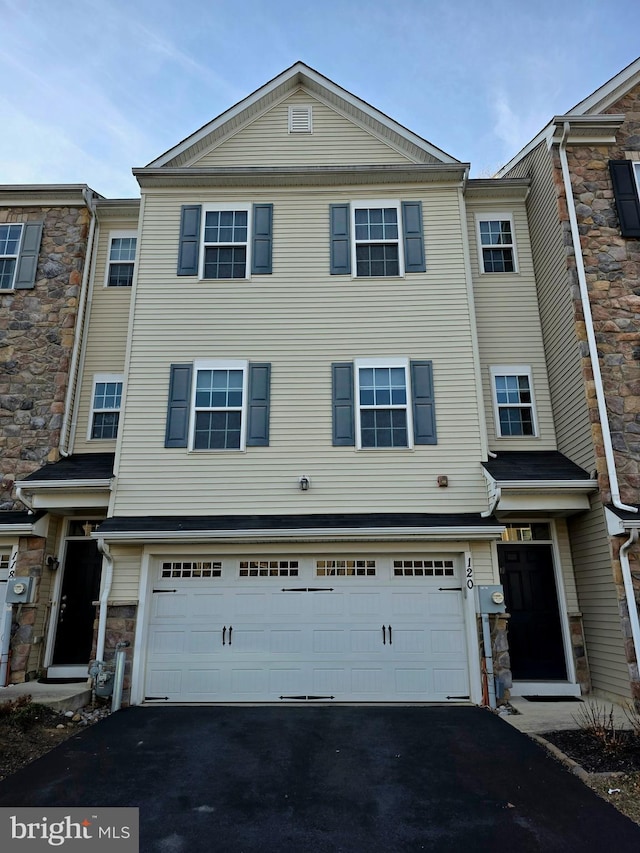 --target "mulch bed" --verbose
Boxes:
[543,729,640,773]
